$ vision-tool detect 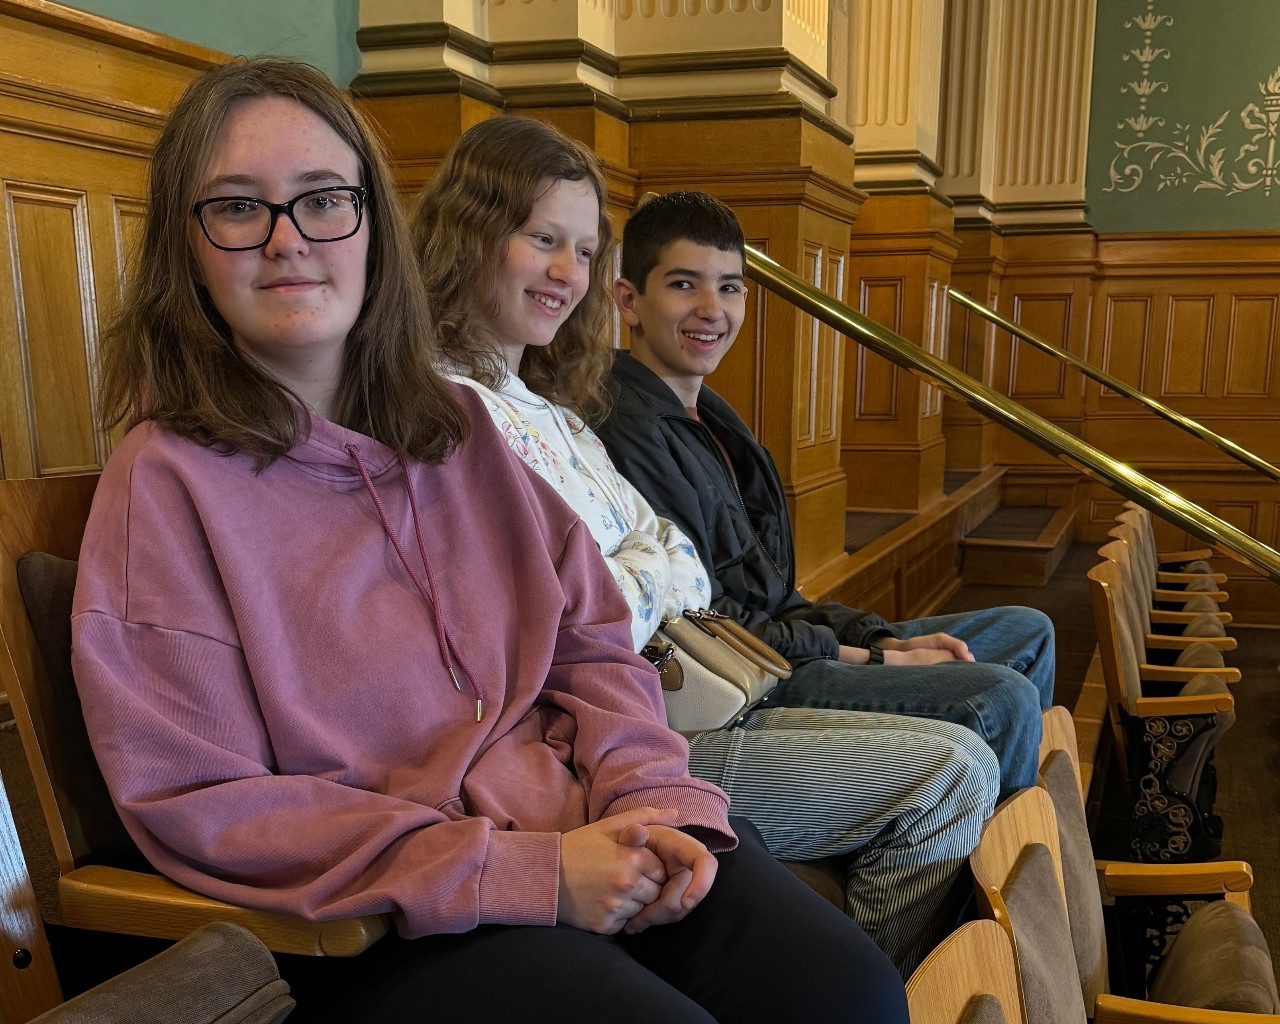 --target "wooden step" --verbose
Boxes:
[961,505,1075,587]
